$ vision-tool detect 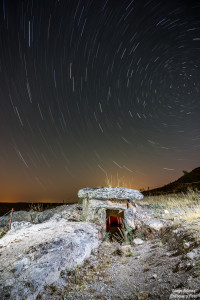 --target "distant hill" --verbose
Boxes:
[143,167,200,195]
